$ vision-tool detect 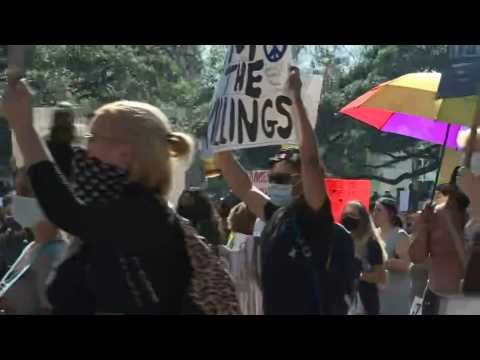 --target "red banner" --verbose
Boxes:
[325,179,371,223]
